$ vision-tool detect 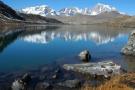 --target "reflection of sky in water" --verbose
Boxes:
[0,26,134,72]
